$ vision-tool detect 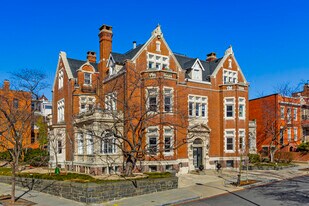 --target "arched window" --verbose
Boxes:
[193,138,203,145]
